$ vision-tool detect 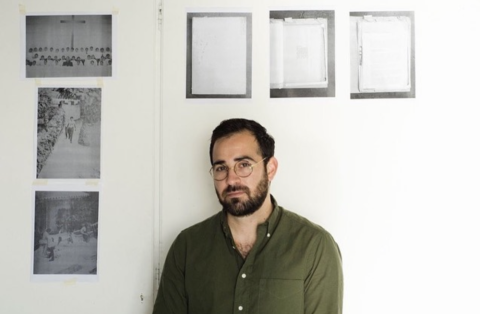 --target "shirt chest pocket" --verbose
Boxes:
[258,279,304,314]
